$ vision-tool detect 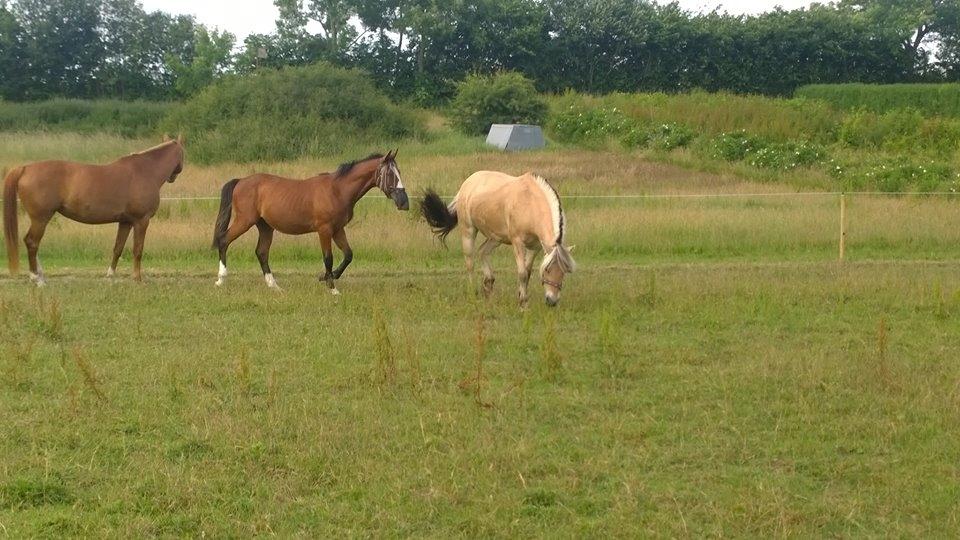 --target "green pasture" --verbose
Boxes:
[1,128,959,536]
